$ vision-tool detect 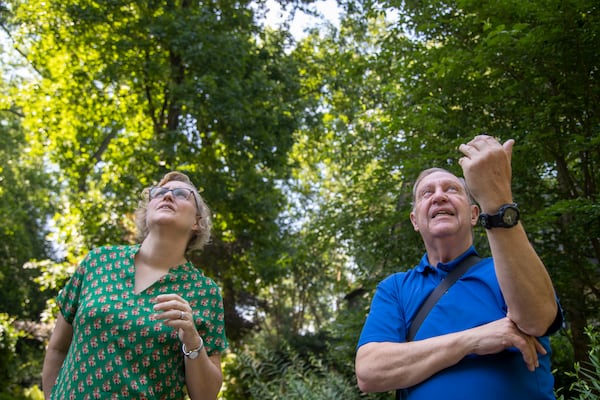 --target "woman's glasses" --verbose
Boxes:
[149,187,199,210]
